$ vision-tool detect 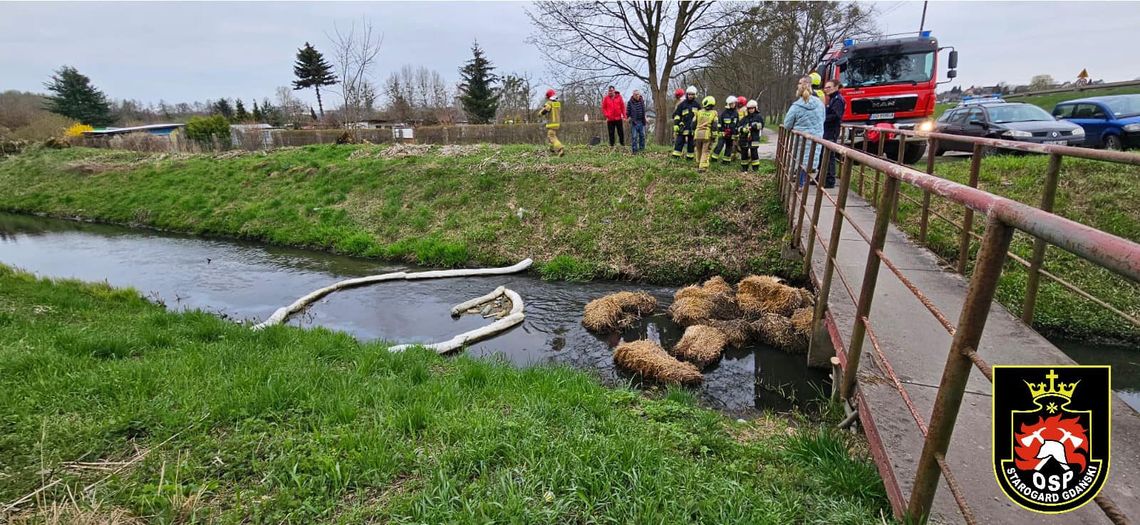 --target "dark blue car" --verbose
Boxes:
[1052,94,1140,150]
